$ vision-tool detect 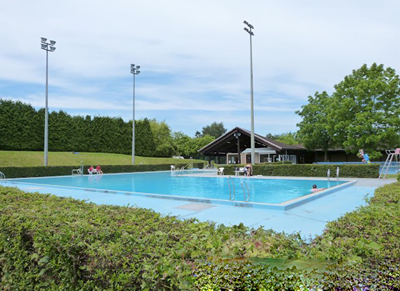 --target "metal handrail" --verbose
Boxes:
[0,172,5,180]
[240,180,250,202]
[227,177,235,201]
